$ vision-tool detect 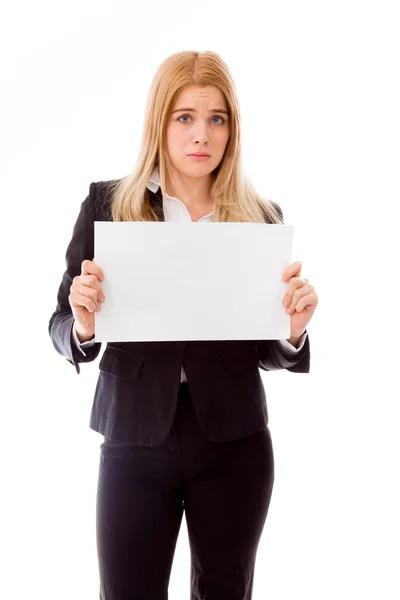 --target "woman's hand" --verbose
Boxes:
[68,259,105,339]
[282,261,318,339]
